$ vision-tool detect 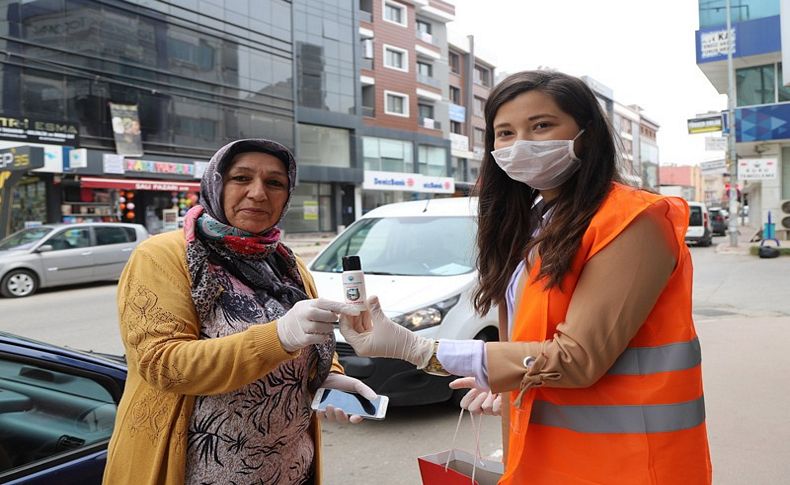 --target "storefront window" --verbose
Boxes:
[281,183,333,233]
[736,64,775,107]
[363,137,413,173]
[298,124,351,168]
[10,177,47,233]
[418,145,447,177]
